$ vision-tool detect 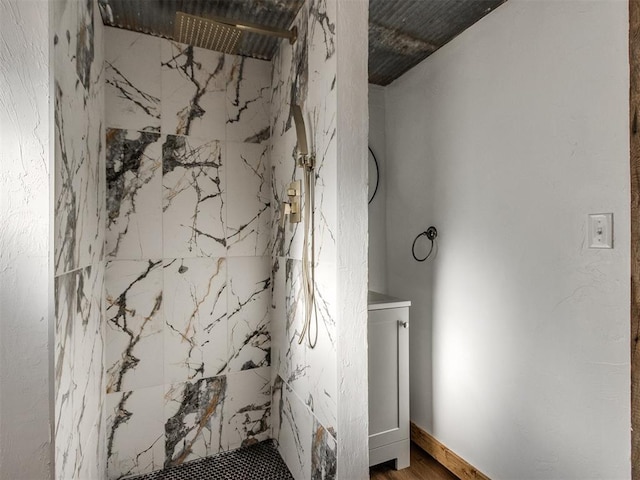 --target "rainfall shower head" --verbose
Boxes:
[291,104,309,157]
[175,11,297,55]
